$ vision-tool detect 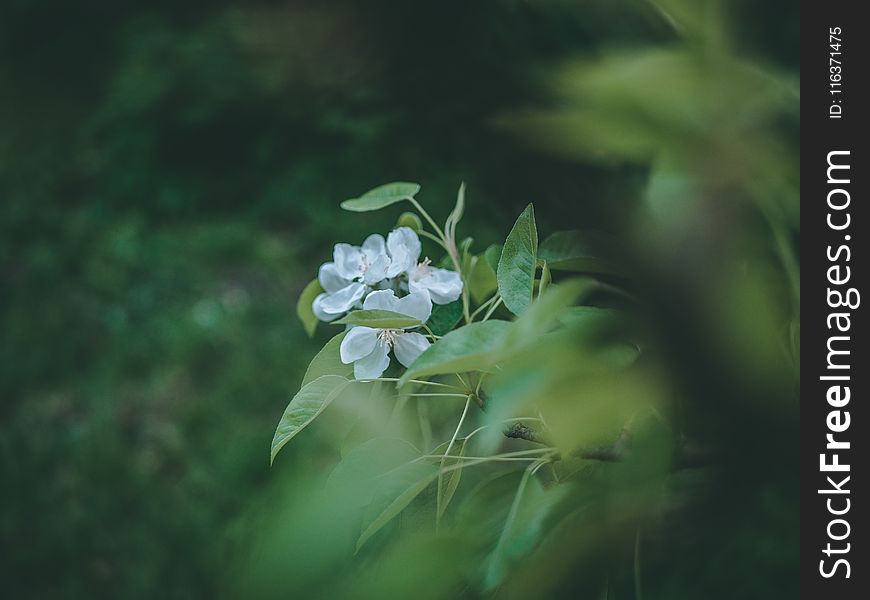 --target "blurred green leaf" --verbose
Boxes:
[340,182,421,212]
[271,375,351,464]
[498,204,538,315]
[357,461,438,551]
[302,332,353,386]
[296,279,323,337]
[538,230,623,275]
[327,438,422,508]
[399,320,513,385]
[426,300,463,336]
[335,310,422,329]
